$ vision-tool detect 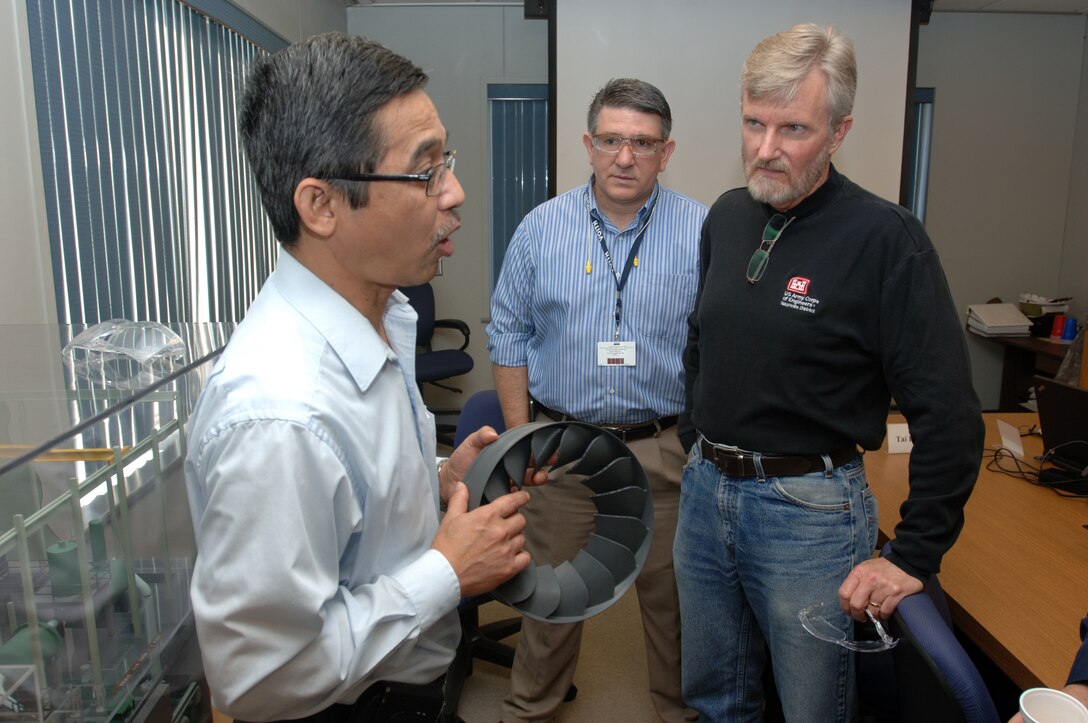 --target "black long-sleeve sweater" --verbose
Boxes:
[679,165,984,579]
